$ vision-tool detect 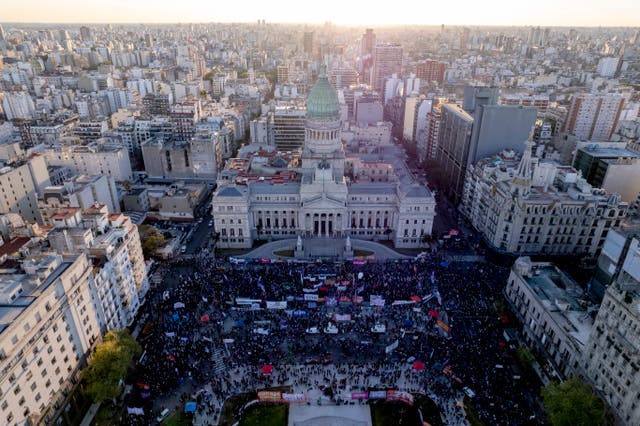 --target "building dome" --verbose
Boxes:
[306,64,340,119]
